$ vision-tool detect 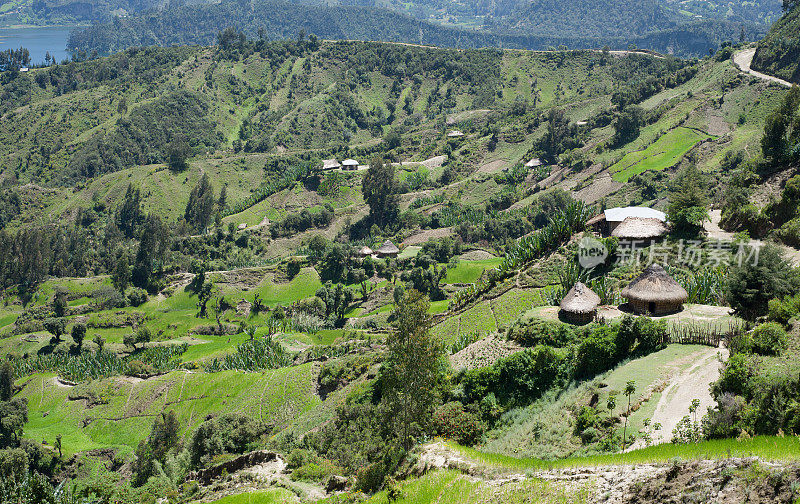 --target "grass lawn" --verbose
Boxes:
[609,127,712,182]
